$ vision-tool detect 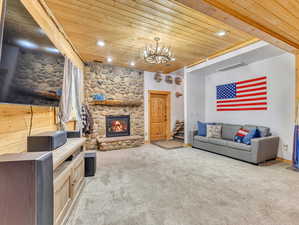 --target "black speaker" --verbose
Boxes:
[85,151,97,177]
[67,130,81,138]
[0,152,53,225]
[27,131,67,152]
